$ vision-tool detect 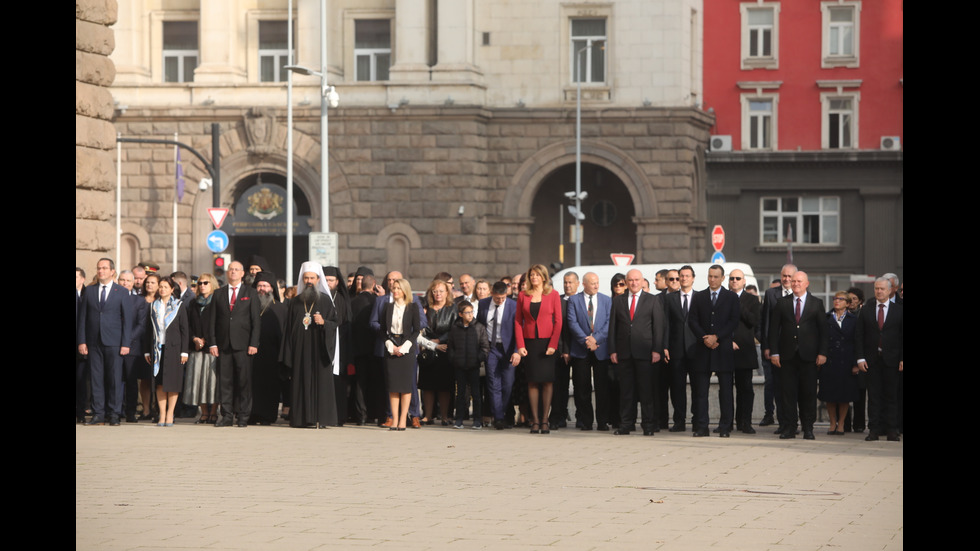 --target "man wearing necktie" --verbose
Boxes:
[209,260,261,427]
[769,271,827,440]
[760,264,797,432]
[664,265,699,432]
[855,277,903,441]
[477,282,519,430]
[687,265,741,437]
[566,272,613,431]
[607,269,666,435]
[77,258,134,425]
